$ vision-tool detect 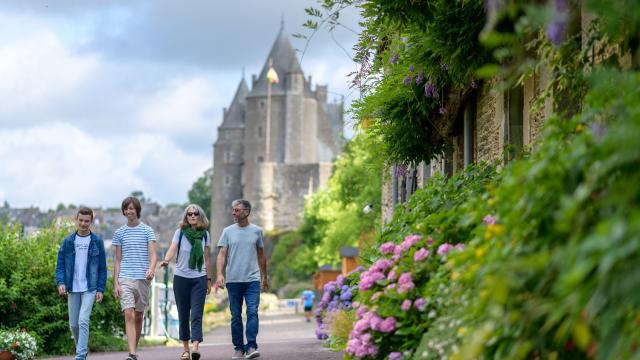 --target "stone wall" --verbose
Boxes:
[475,78,504,164]
[252,162,333,231]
